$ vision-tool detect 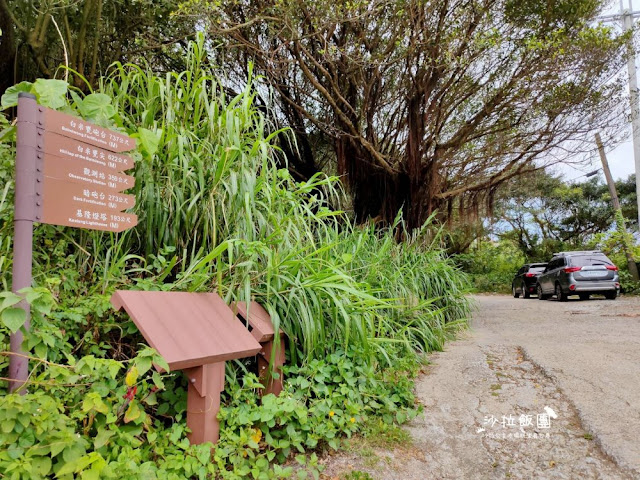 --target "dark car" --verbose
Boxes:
[536,251,620,301]
[512,263,548,298]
